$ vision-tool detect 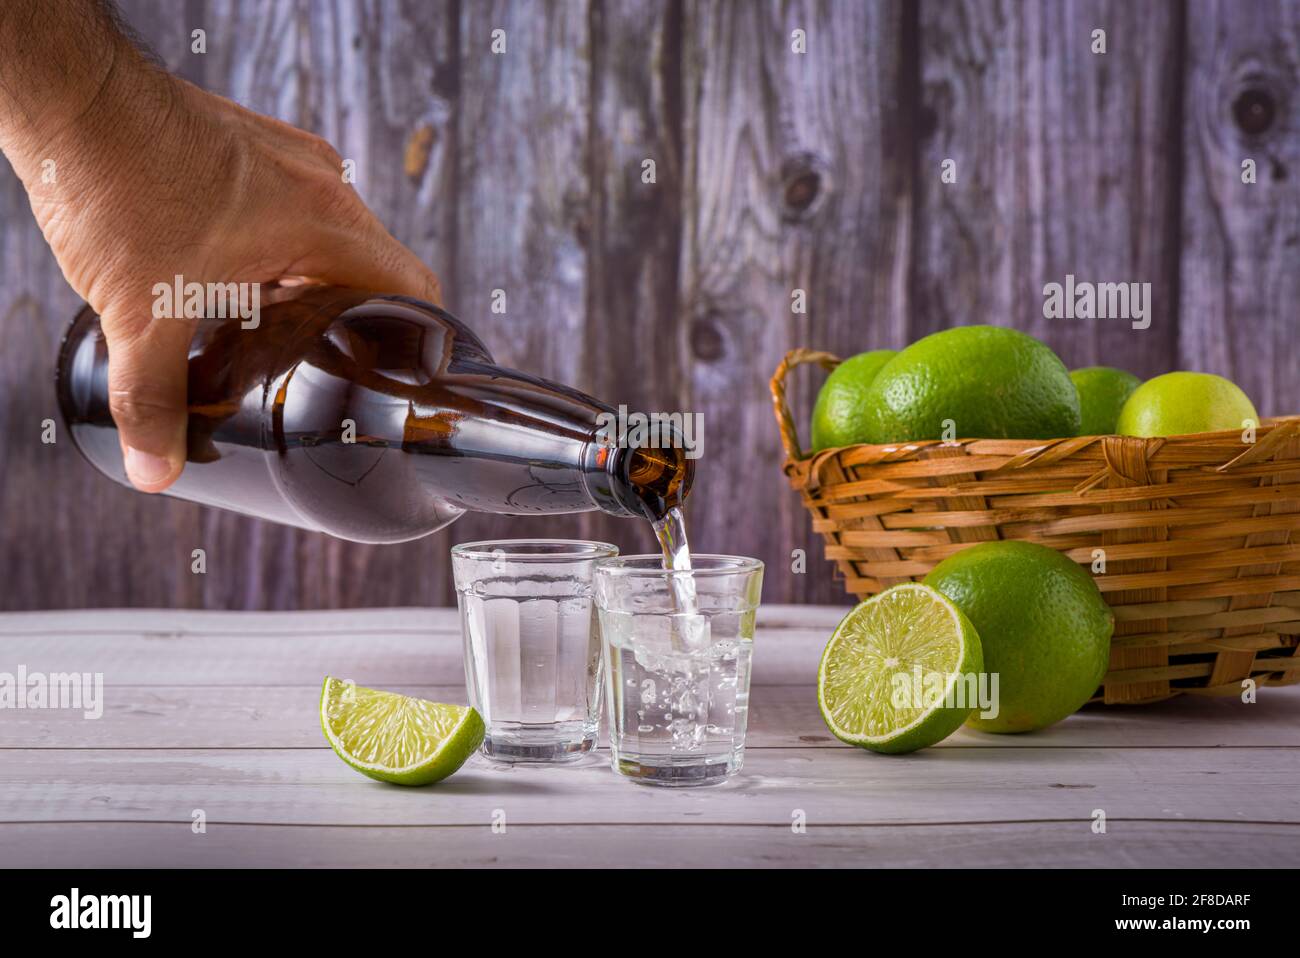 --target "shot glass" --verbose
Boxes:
[594,555,764,786]
[452,539,617,763]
